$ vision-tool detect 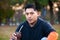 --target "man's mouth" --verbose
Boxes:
[28,19,32,21]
